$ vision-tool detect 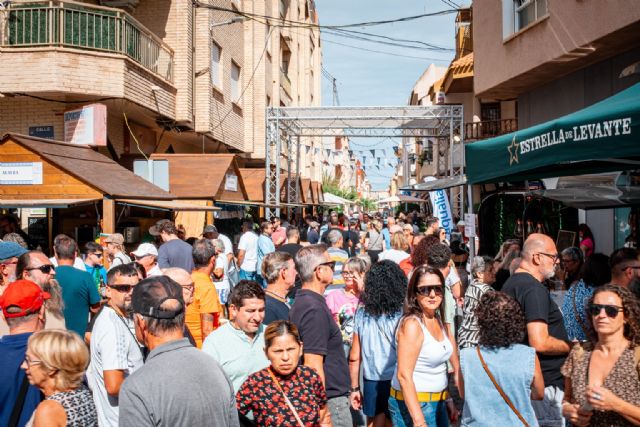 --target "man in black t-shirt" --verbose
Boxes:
[503,233,571,427]
[261,252,296,324]
[289,244,351,427]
